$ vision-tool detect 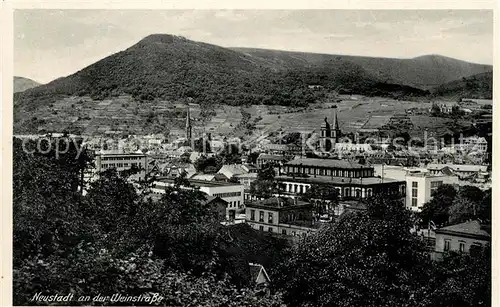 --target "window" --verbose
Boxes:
[268,212,274,224]
[237,200,240,207]
[268,227,273,233]
[250,209,255,221]
[444,240,451,251]
[470,243,482,256]
[430,181,443,195]
[259,226,264,231]
[282,229,287,235]
[366,189,372,197]
[459,242,465,253]
[411,181,418,207]
[259,211,264,222]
